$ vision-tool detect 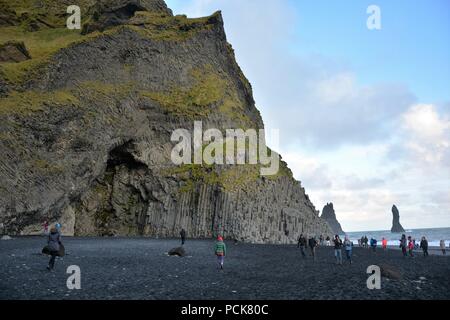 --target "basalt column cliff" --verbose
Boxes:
[0,0,332,243]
